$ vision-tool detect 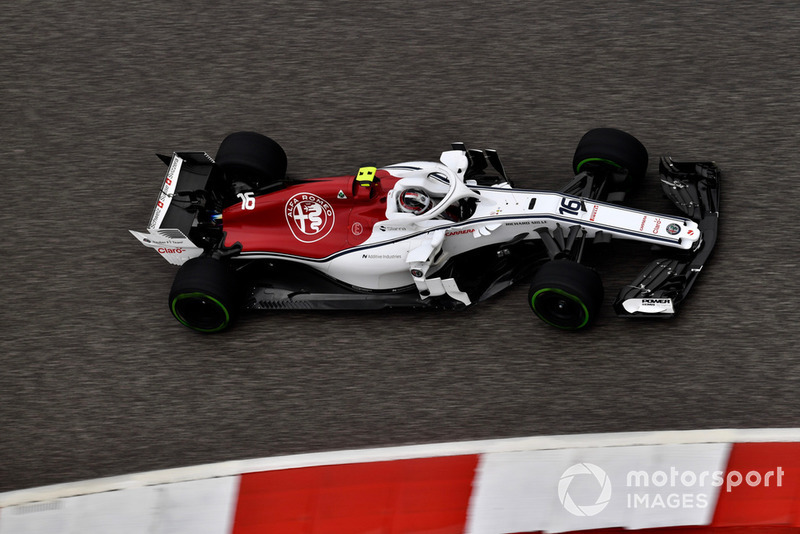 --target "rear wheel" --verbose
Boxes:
[169,257,239,332]
[572,128,648,191]
[528,260,603,330]
[215,131,287,187]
